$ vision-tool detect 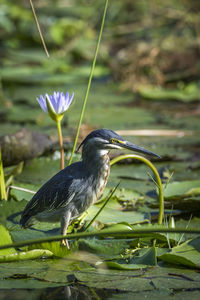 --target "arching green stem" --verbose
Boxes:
[111,154,164,225]
[56,119,64,170]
